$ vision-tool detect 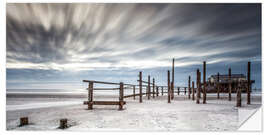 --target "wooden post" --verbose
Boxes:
[196,69,200,104]
[229,68,232,101]
[177,87,180,95]
[20,117,28,126]
[156,86,159,96]
[153,78,155,98]
[133,85,136,100]
[168,70,171,103]
[148,75,150,100]
[192,81,195,100]
[198,71,201,98]
[217,72,220,99]
[247,62,251,104]
[88,82,94,110]
[59,119,68,129]
[139,72,142,103]
[184,87,186,95]
[237,81,242,107]
[119,82,124,110]
[203,61,207,104]
[172,58,175,100]
[162,86,164,96]
[188,76,191,99]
